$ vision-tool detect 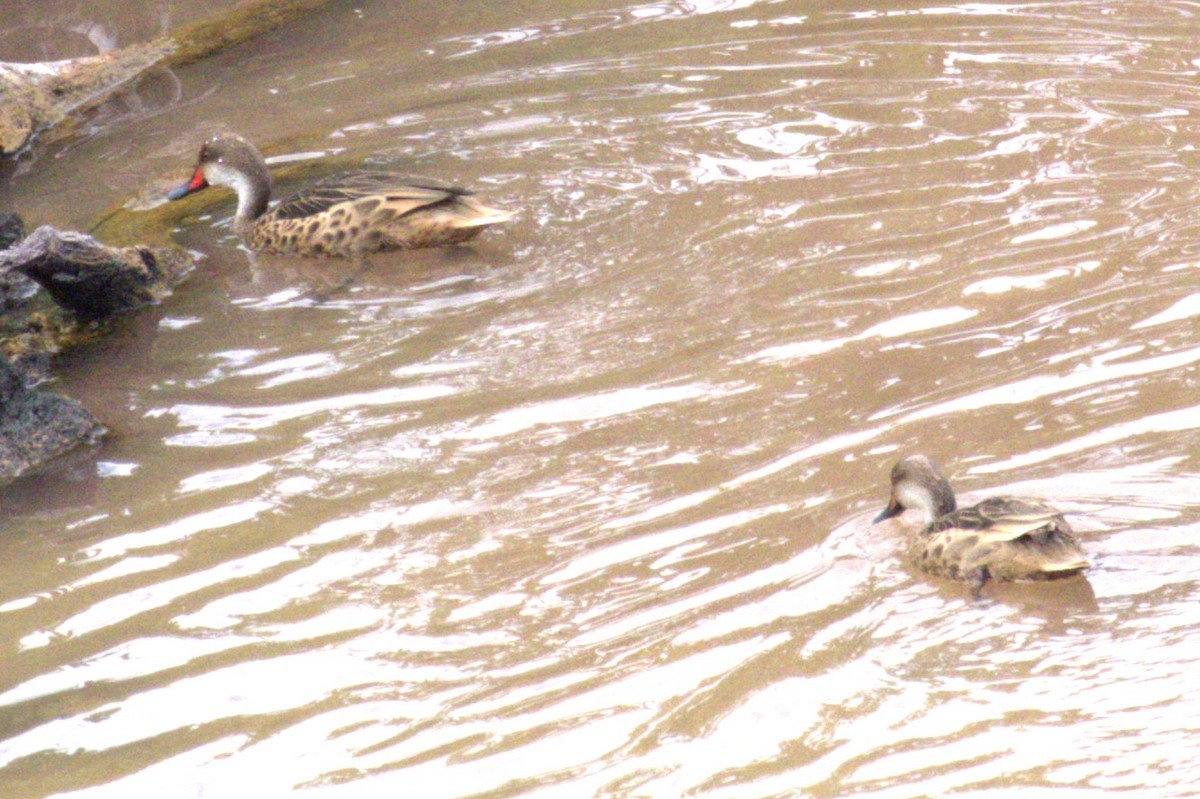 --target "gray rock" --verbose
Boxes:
[1,225,194,320]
